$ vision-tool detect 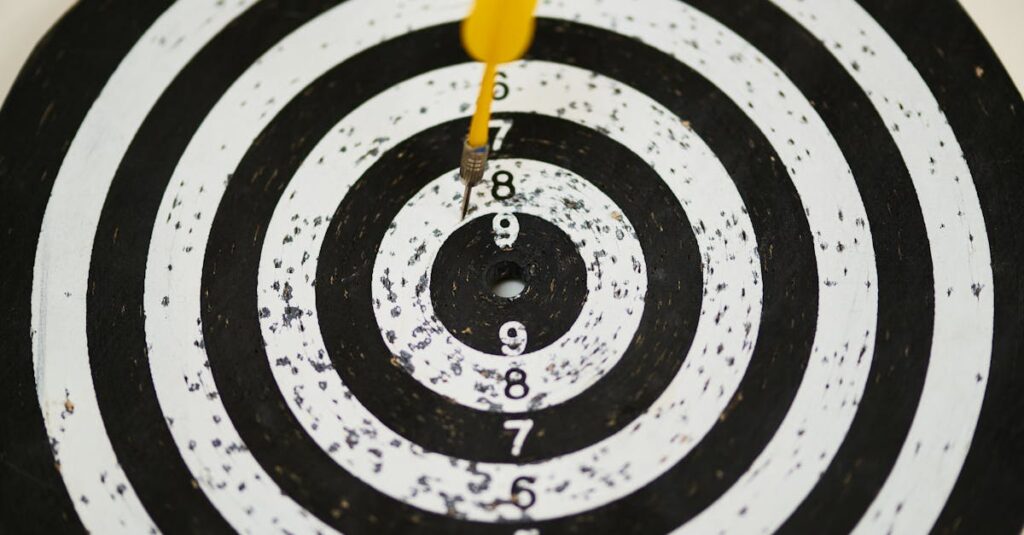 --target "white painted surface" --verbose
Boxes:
[0,1,1021,105]
[370,155,649,413]
[30,1,258,533]
[12,0,1008,532]
[770,1,994,533]
[151,45,762,520]
[113,0,875,524]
